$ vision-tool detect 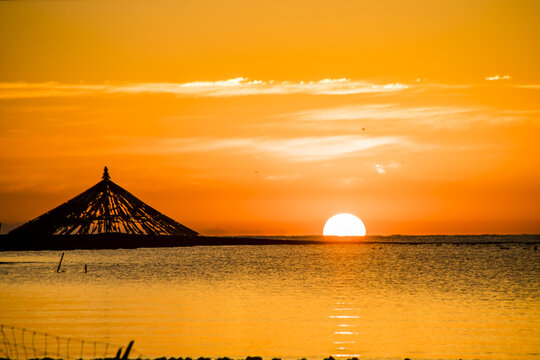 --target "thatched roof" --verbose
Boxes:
[9,167,198,237]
